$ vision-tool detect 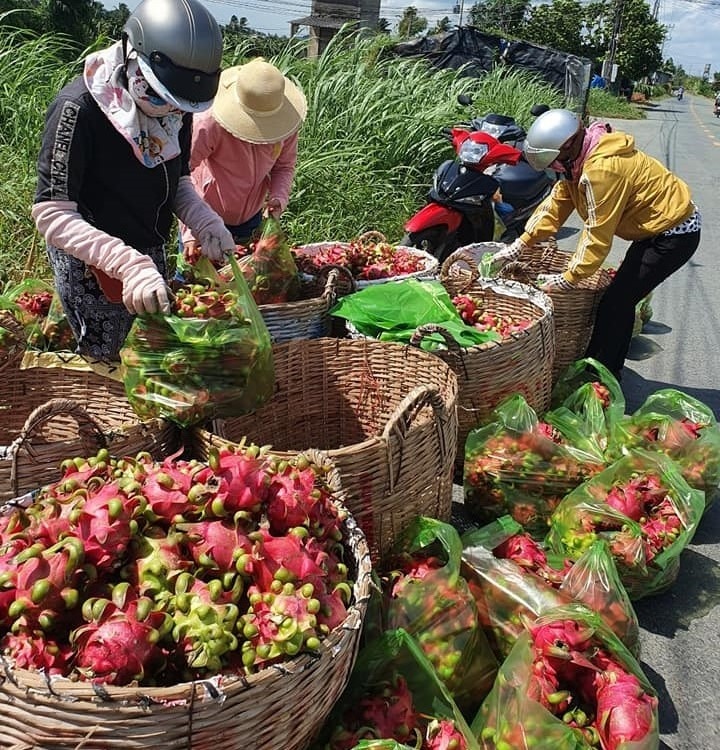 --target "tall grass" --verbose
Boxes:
[0,23,79,281]
[2,27,565,284]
